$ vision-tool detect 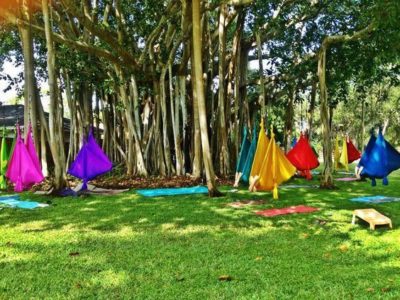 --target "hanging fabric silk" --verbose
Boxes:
[0,128,9,189]
[346,137,361,163]
[6,124,44,192]
[286,134,319,180]
[253,126,296,199]
[241,125,258,183]
[339,137,349,171]
[68,128,113,190]
[249,120,270,189]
